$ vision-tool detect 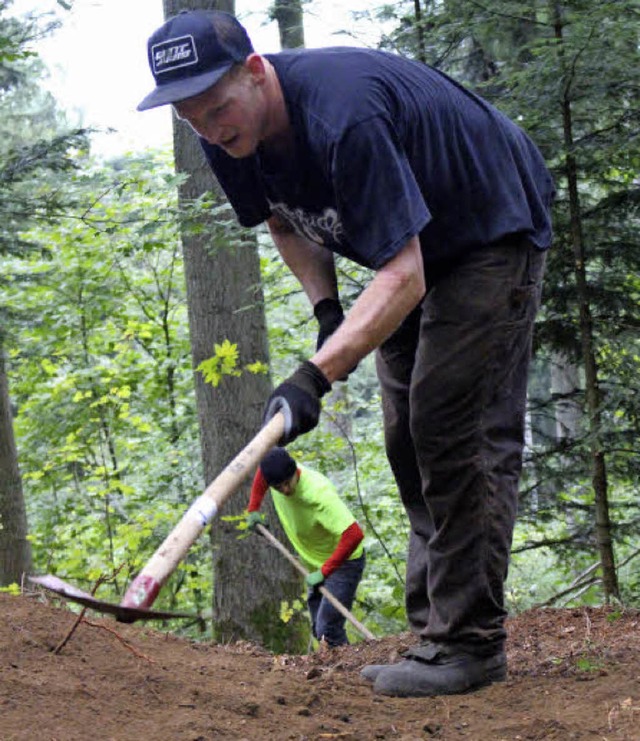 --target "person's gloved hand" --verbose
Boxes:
[263,361,331,445]
[314,298,344,352]
[313,298,358,382]
[246,511,267,531]
[305,570,325,588]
